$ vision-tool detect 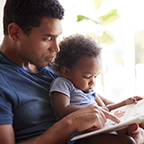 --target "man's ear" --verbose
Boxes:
[8,23,21,41]
[60,66,71,78]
